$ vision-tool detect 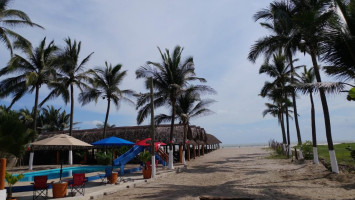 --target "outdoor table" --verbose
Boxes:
[52,182,67,198]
